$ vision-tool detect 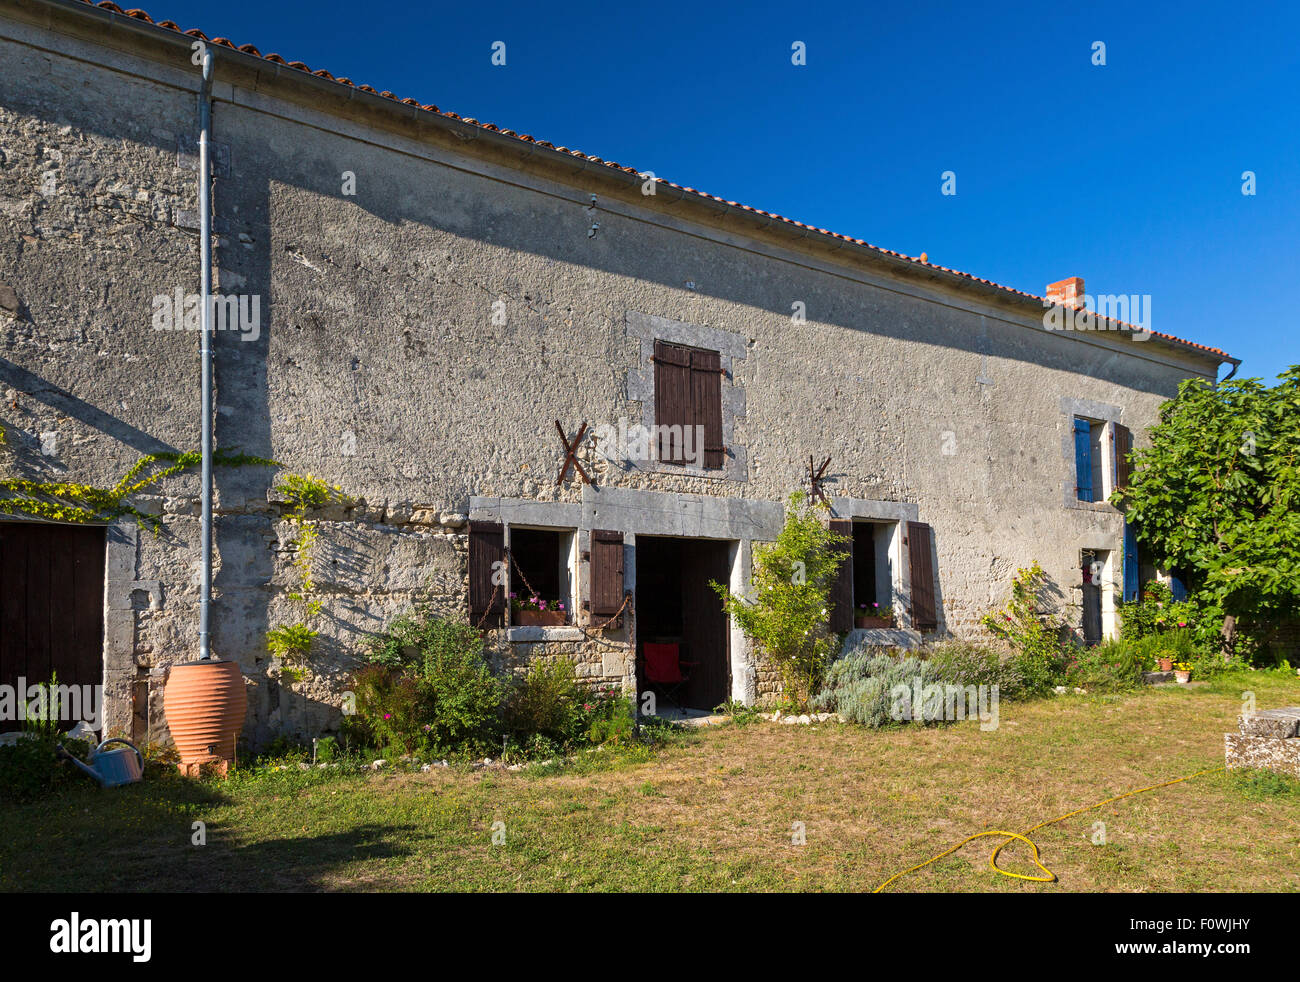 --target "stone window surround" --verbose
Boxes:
[502,522,579,627]
[471,486,784,703]
[829,497,924,641]
[1077,540,1120,642]
[623,311,749,482]
[1060,396,1123,512]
